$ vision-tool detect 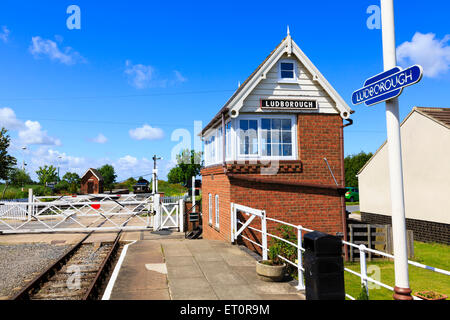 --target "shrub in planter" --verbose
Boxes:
[256,245,286,282]
[415,291,447,301]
